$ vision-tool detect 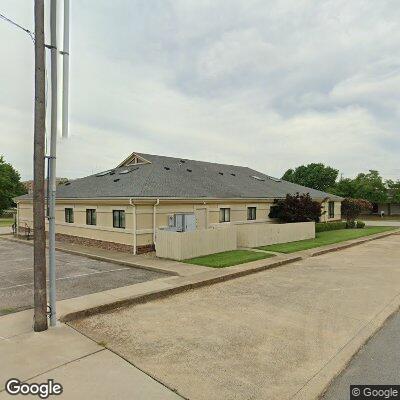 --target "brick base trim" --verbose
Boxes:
[16,227,154,254]
[54,233,154,254]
